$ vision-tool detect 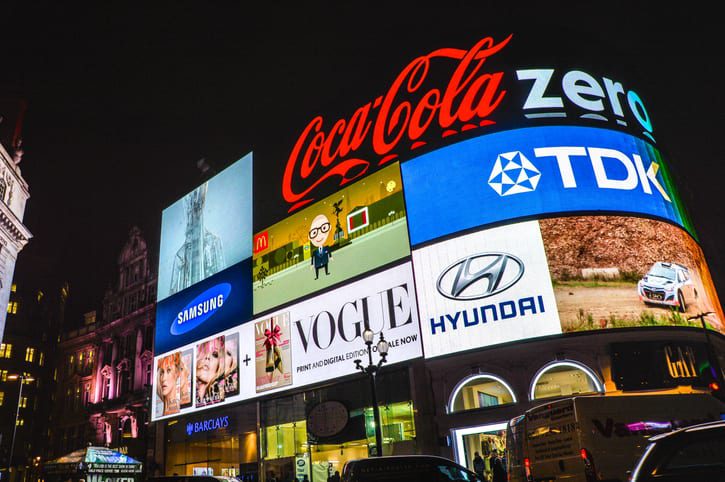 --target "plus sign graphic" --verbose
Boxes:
[242,354,251,366]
